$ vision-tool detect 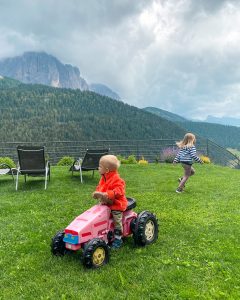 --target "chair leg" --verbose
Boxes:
[92,170,95,178]
[24,175,26,183]
[45,168,48,190]
[16,171,19,191]
[80,166,83,183]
